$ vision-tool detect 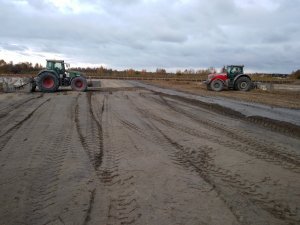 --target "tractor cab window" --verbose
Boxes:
[236,67,242,74]
[46,61,63,71]
[54,62,63,70]
[229,67,241,74]
[54,62,65,74]
[227,67,233,74]
[46,61,54,69]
